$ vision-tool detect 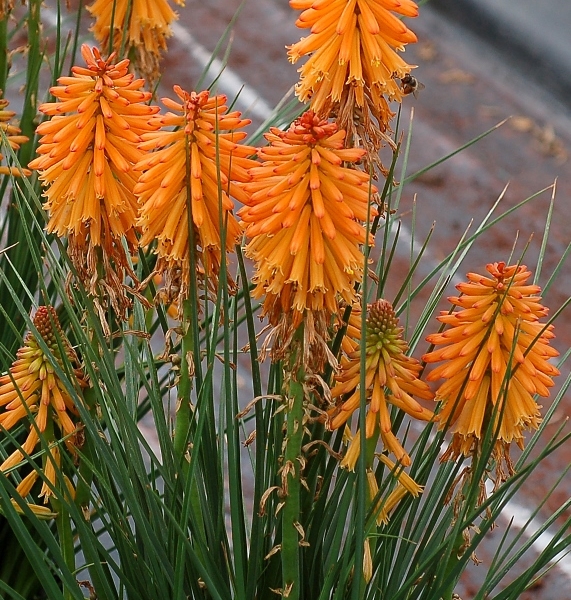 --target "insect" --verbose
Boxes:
[399,73,425,98]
